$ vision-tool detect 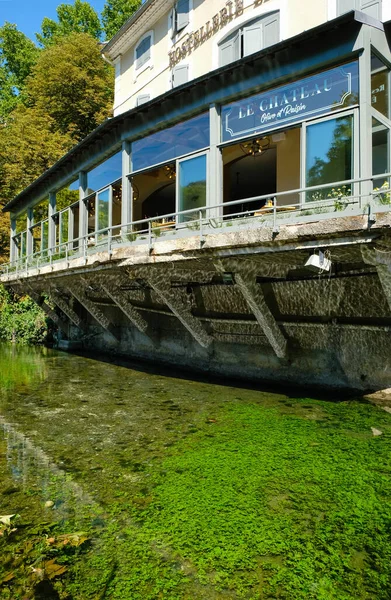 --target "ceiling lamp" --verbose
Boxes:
[163,164,176,179]
[131,181,139,202]
[240,137,270,157]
